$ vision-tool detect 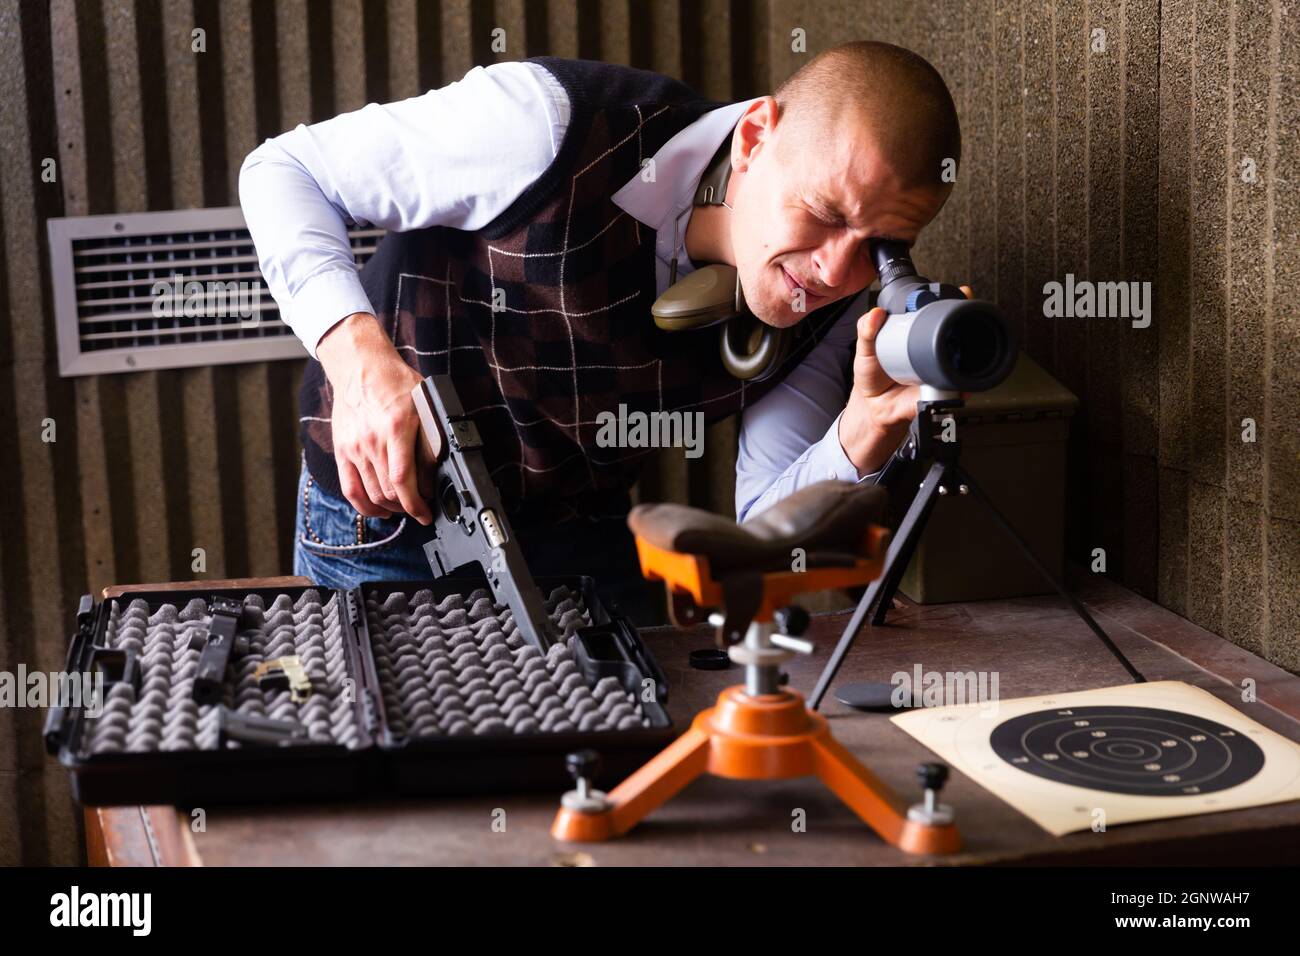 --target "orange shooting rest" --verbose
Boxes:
[550,481,962,855]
